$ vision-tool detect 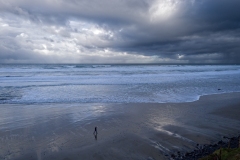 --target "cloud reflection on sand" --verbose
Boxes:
[0,103,110,131]
[70,105,108,123]
[147,104,180,129]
